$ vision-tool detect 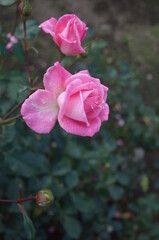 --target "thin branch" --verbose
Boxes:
[0,114,21,125]
[67,57,80,70]
[59,52,64,62]
[11,0,19,35]
[2,92,31,120]
[23,20,33,87]
[0,196,36,204]
[1,82,42,122]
